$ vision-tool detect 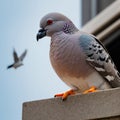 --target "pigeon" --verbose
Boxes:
[7,49,27,69]
[36,12,120,100]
